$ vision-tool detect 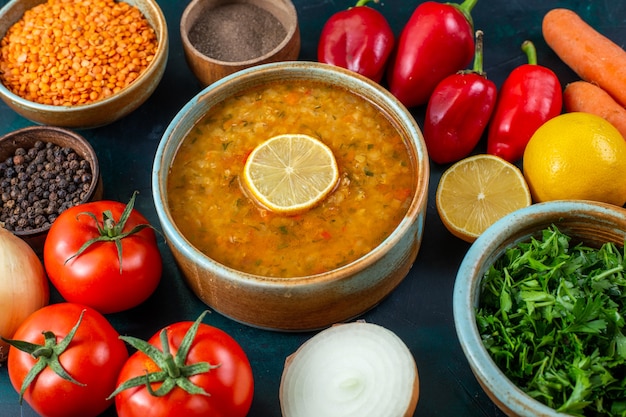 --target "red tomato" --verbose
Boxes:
[43,194,162,314]
[114,318,254,417]
[6,303,129,417]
